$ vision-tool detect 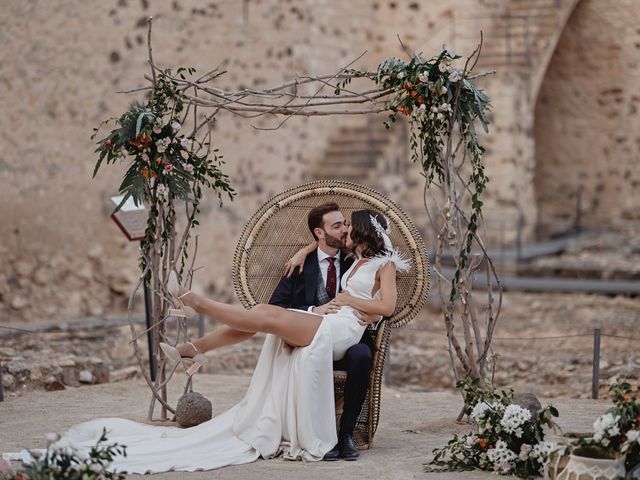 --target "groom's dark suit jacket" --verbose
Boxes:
[268,251,375,353]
